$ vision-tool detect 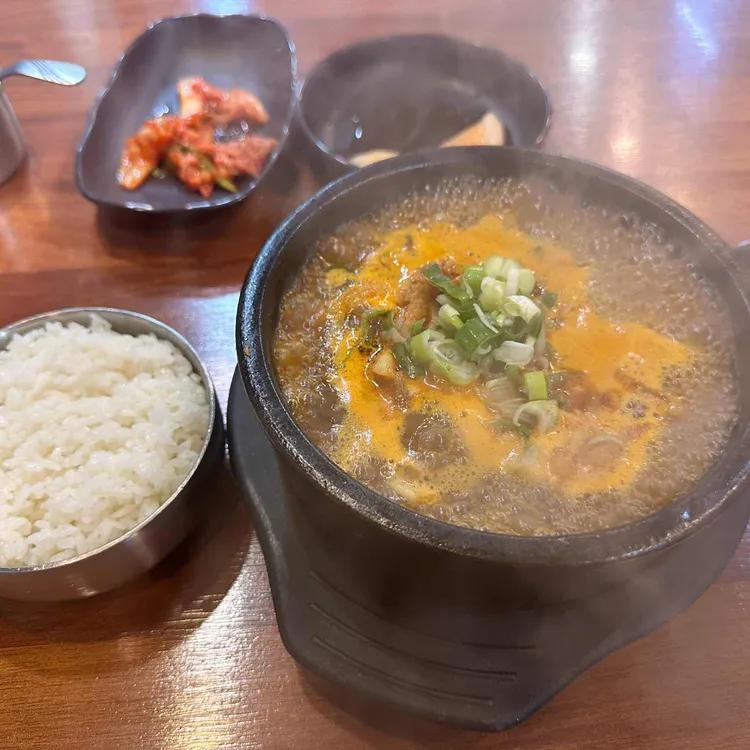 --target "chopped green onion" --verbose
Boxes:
[151,167,167,179]
[361,308,393,343]
[438,304,463,331]
[524,371,548,400]
[455,317,501,356]
[362,308,393,327]
[513,400,560,433]
[484,377,523,418]
[504,295,542,323]
[216,176,238,193]
[493,340,534,366]
[505,267,520,295]
[174,143,238,192]
[174,142,213,170]
[527,313,544,338]
[484,255,506,278]
[462,265,487,294]
[500,258,521,279]
[473,343,494,360]
[509,316,529,338]
[496,397,525,419]
[392,342,424,378]
[409,329,446,363]
[485,376,518,399]
[438,295,481,322]
[431,341,480,385]
[540,292,558,308]
[473,303,499,333]
[454,297,482,322]
[411,318,426,336]
[433,340,466,362]
[478,276,506,312]
[422,263,471,302]
[505,364,524,384]
[411,330,479,385]
[517,269,536,295]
